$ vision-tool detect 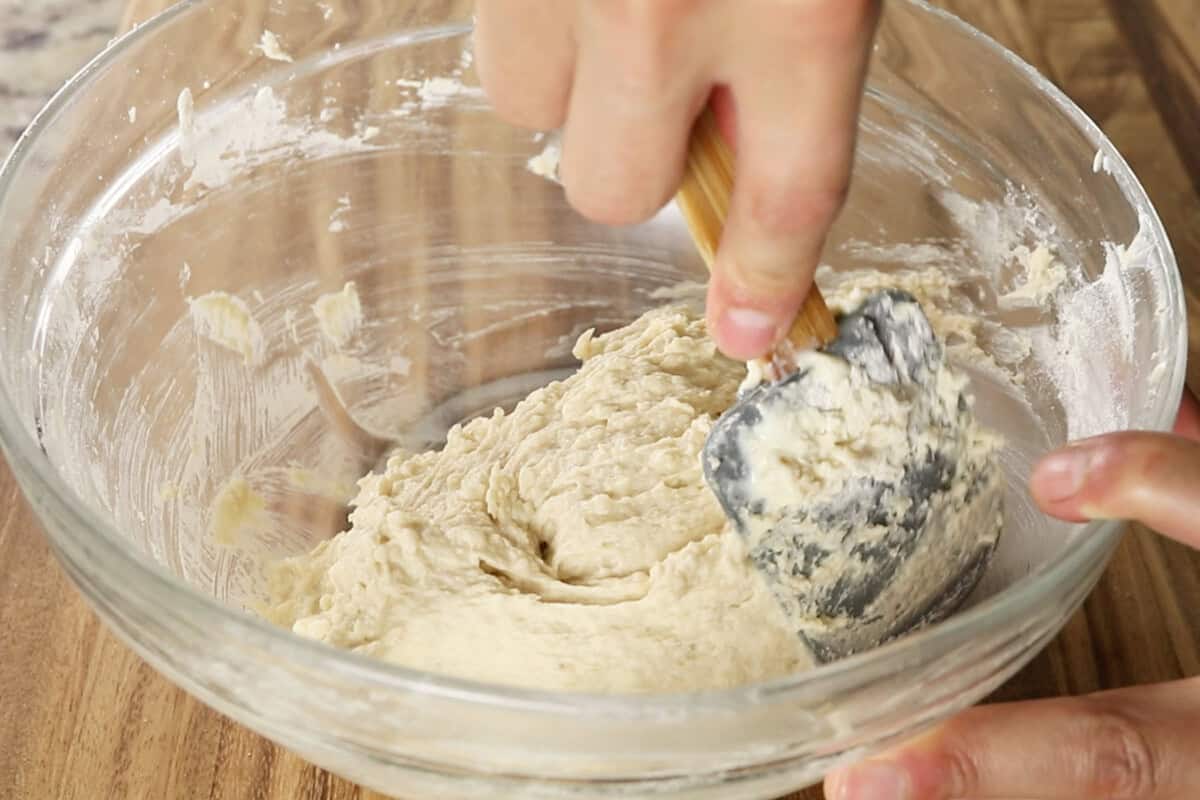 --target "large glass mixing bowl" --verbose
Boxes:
[0,0,1186,797]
